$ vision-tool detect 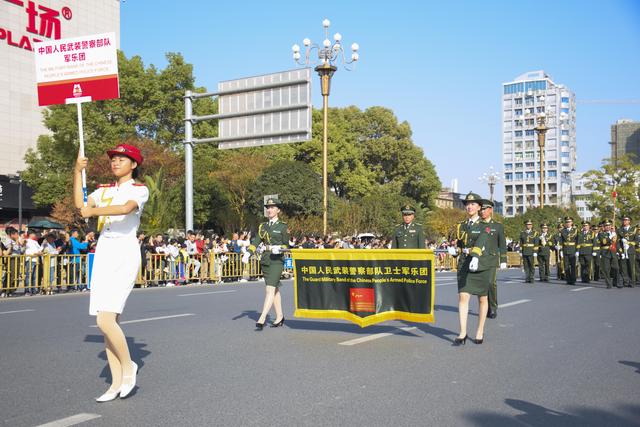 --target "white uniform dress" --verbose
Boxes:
[88,179,149,316]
